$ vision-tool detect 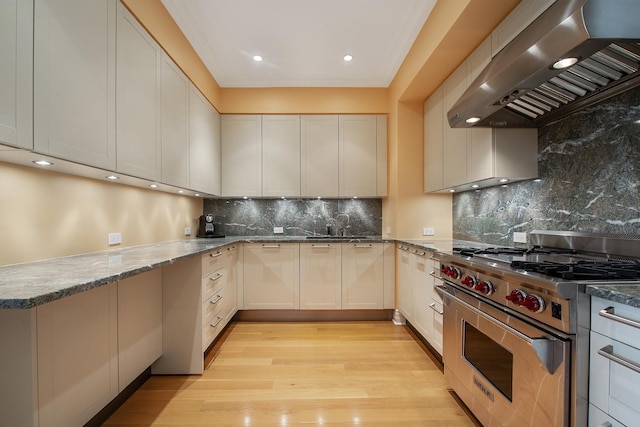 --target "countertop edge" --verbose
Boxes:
[586,284,640,309]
